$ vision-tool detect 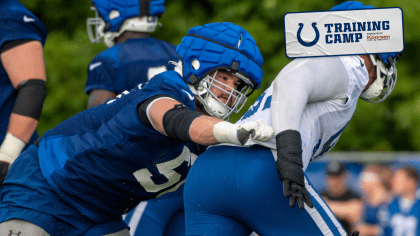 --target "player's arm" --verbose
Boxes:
[356,223,381,236]
[0,40,47,173]
[85,56,118,108]
[87,89,117,108]
[140,97,273,146]
[271,57,349,209]
[325,199,363,224]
